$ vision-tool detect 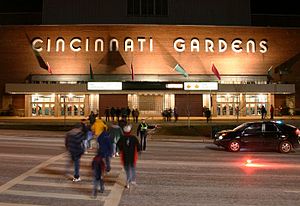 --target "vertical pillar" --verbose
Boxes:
[25,95,31,117]
[211,94,217,117]
[240,93,246,116]
[84,94,90,116]
[55,94,60,117]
